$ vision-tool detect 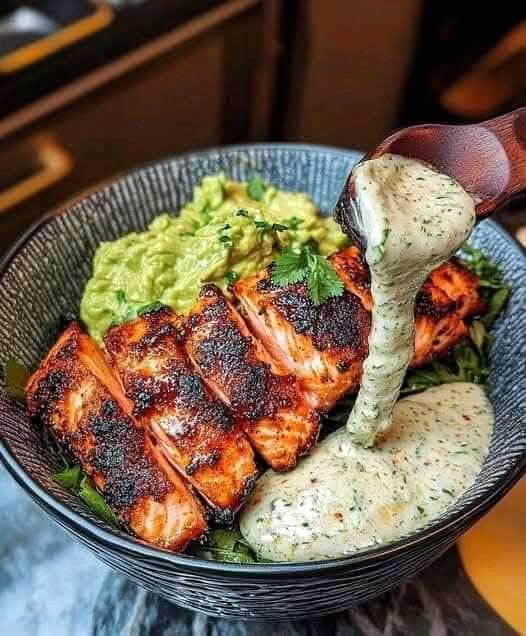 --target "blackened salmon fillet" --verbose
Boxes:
[104,307,258,523]
[234,246,483,410]
[182,285,320,472]
[25,322,206,551]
